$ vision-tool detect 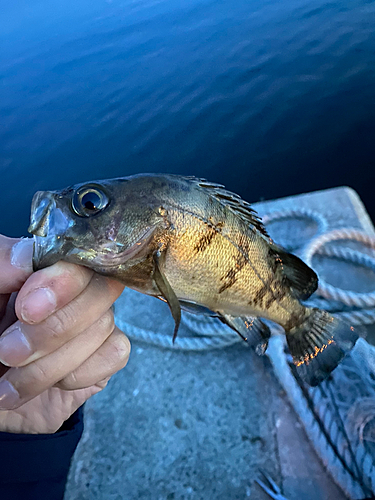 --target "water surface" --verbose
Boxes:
[1,0,375,236]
